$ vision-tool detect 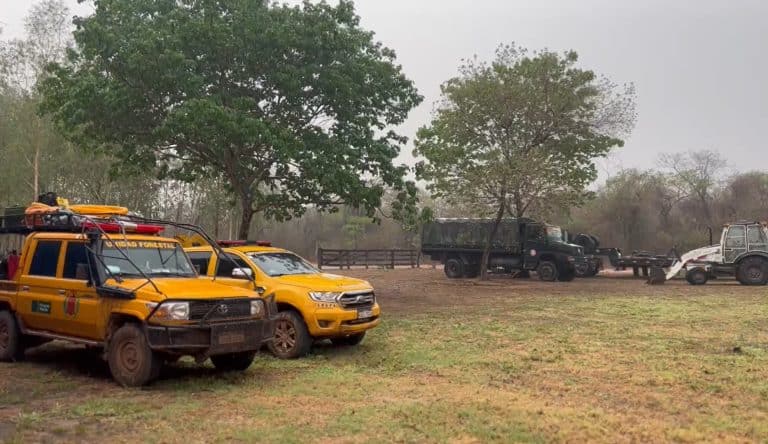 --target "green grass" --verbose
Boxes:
[1,276,767,443]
